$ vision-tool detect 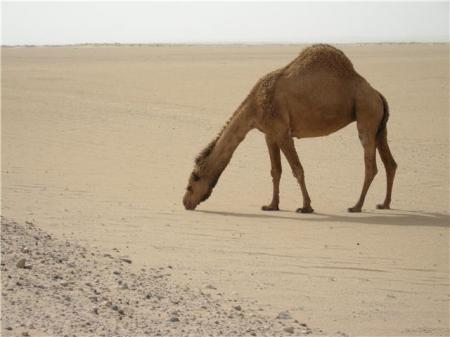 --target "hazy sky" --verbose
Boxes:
[2,1,449,45]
